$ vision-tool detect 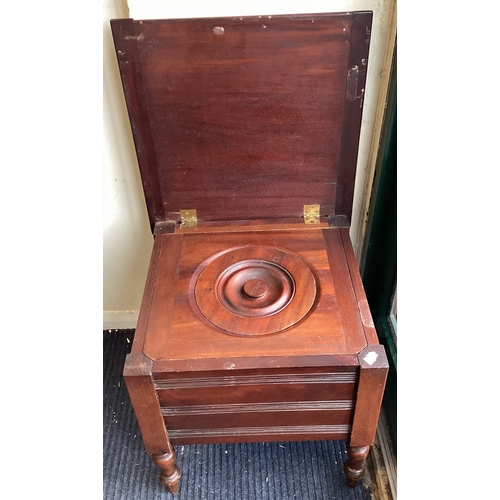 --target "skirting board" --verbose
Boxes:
[103,310,139,330]
[377,410,397,499]
[365,409,397,500]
